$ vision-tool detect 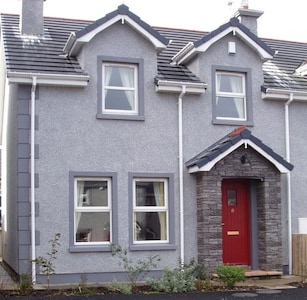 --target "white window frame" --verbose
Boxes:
[74,177,112,246]
[215,71,247,121]
[102,62,138,116]
[132,178,169,244]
